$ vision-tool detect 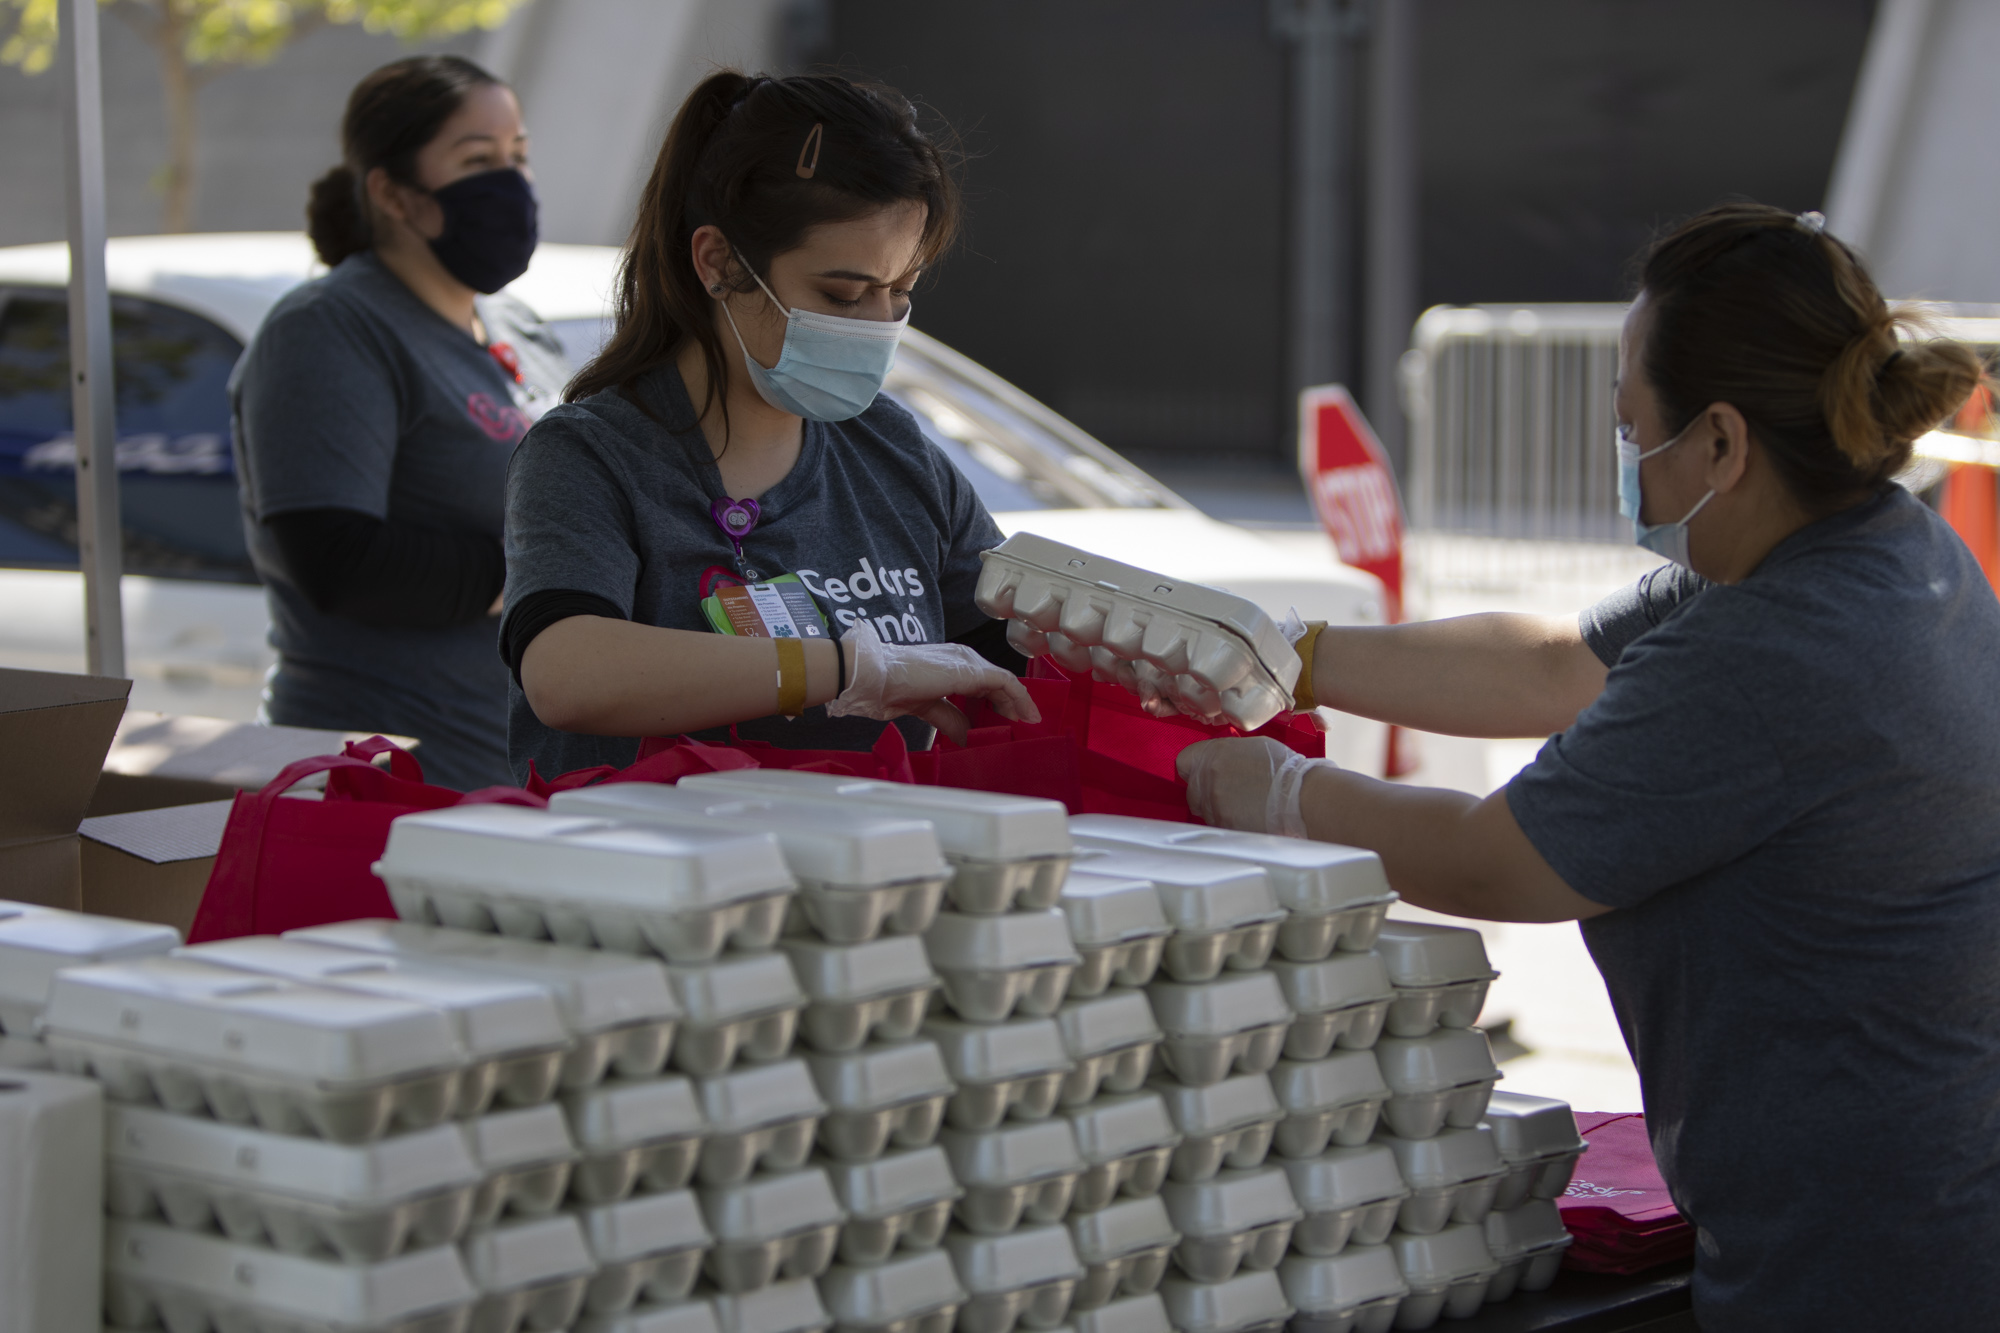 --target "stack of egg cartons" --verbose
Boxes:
[1066,820,1400,1333]
[667,773,1098,1333]
[366,802,813,1333]
[550,778,969,1333]
[1340,921,1509,1331]
[0,902,181,1066]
